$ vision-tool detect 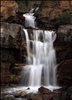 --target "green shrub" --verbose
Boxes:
[56,12,72,26]
[18,1,34,12]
